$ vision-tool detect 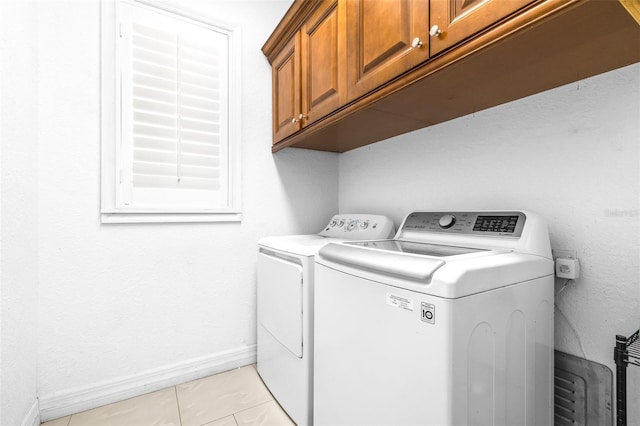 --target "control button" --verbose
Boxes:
[347,221,356,231]
[438,214,456,229]
[337,220,345,227]
[329,220,337,227]
[360,221,369,230]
